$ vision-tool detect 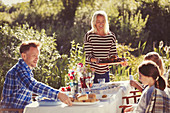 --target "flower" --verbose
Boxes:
[60,86,71,92]
[69,75,74,80]
[65,63,94,93]
[61,87,66,92]
[71,71,74,75]
[68,73,70,77]
[66,86,71,91]
[159,41,164,49]
[164,45,168,53]
[77,63,83,68]
[67,63,93,84]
